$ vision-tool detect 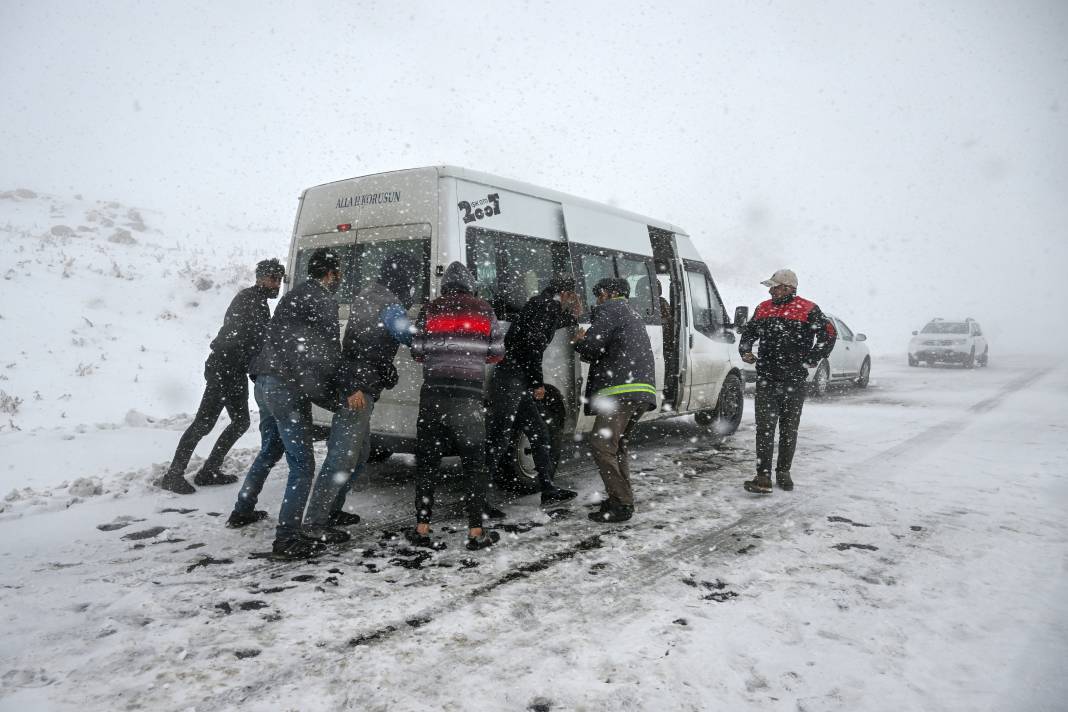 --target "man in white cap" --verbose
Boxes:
[738,269,836,494]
